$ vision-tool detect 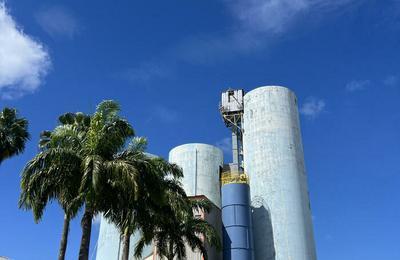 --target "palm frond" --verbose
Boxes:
[0,107,29,164]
